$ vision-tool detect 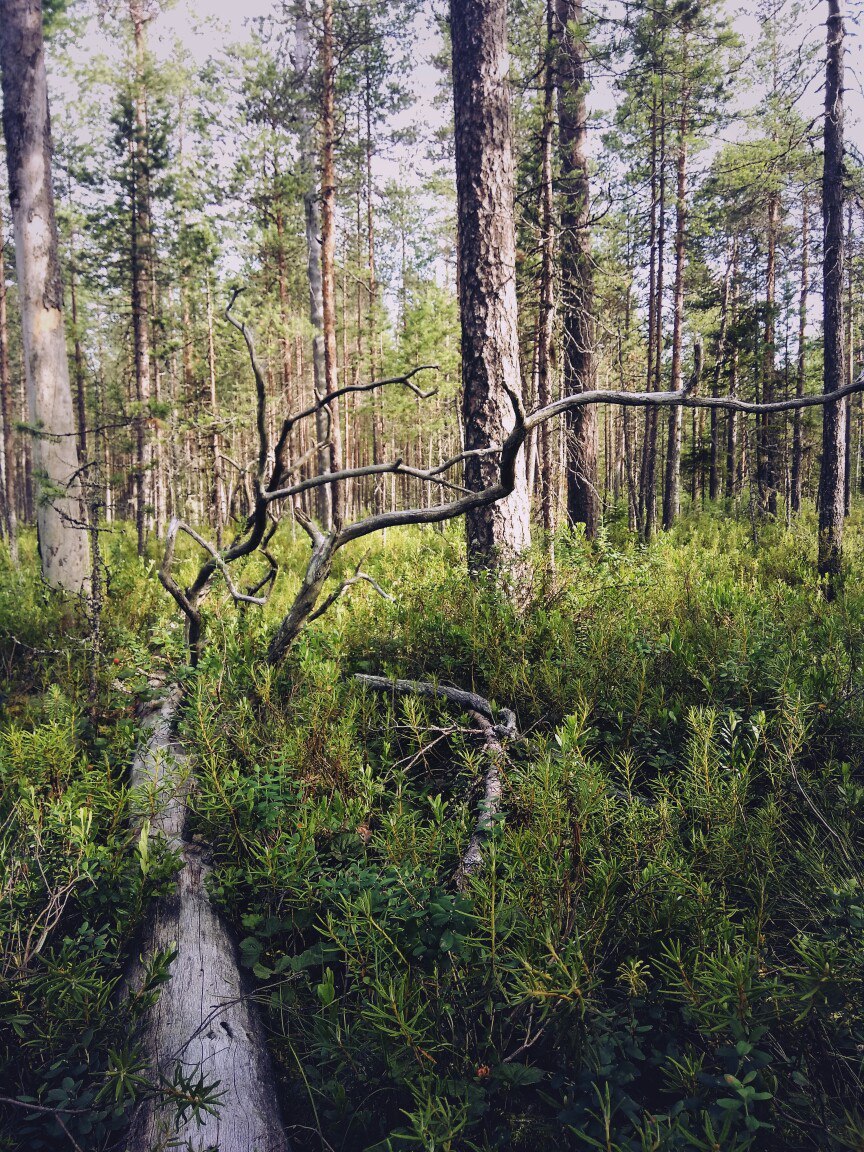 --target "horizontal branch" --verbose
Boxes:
[284,365,438,430]
[523,375,864,430]
[335,373,864,546]
[355,674,497,721]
